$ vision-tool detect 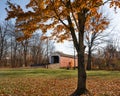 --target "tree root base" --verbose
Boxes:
[70,88,92,96]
